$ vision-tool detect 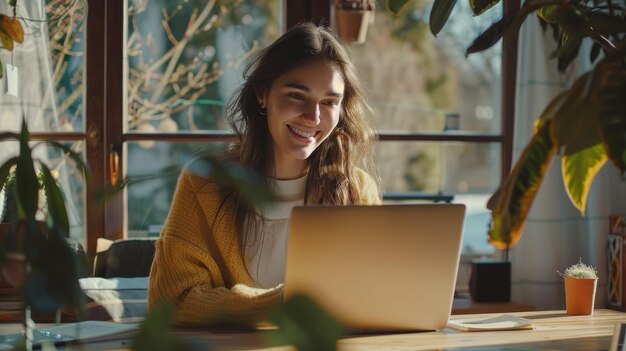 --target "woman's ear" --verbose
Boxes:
[256,91,266,108]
